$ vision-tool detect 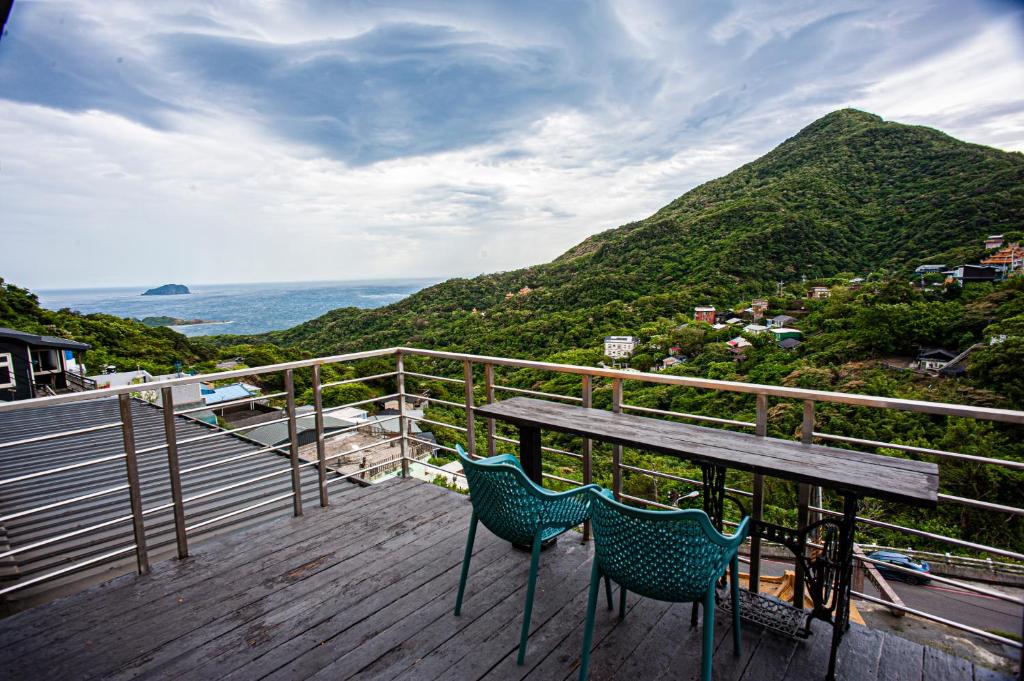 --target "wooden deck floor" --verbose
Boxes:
[0,478,1011,680]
